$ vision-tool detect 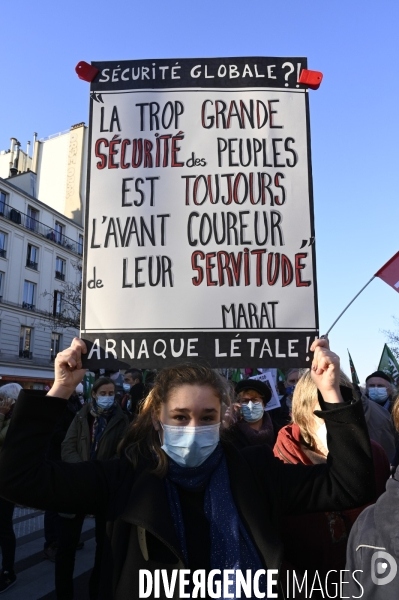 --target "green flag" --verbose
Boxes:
[277,369,286,382]
[378,344,399,382]
[347,350,359,385]
[83,371,95,401]
[231,369,242,383]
